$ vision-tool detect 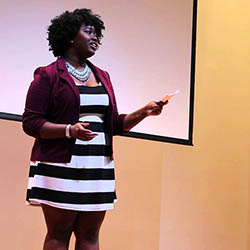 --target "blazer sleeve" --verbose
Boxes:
[105,71,127,136]
[22,67,52,138]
